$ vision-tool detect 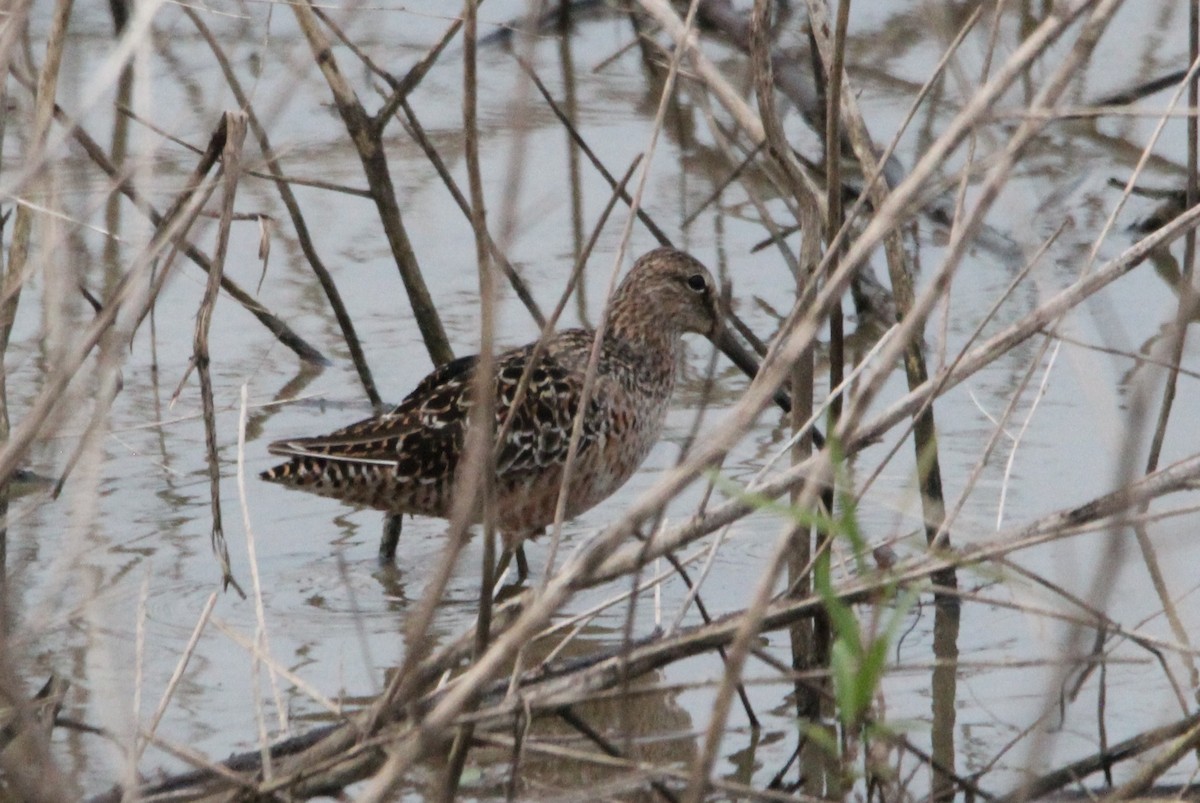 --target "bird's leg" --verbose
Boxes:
[514,545,529,583]
[378,514,402,562]
[495,547,514,581]
[494,536,530,586]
